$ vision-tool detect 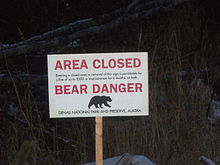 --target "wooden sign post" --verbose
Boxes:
[95,117,103,165]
